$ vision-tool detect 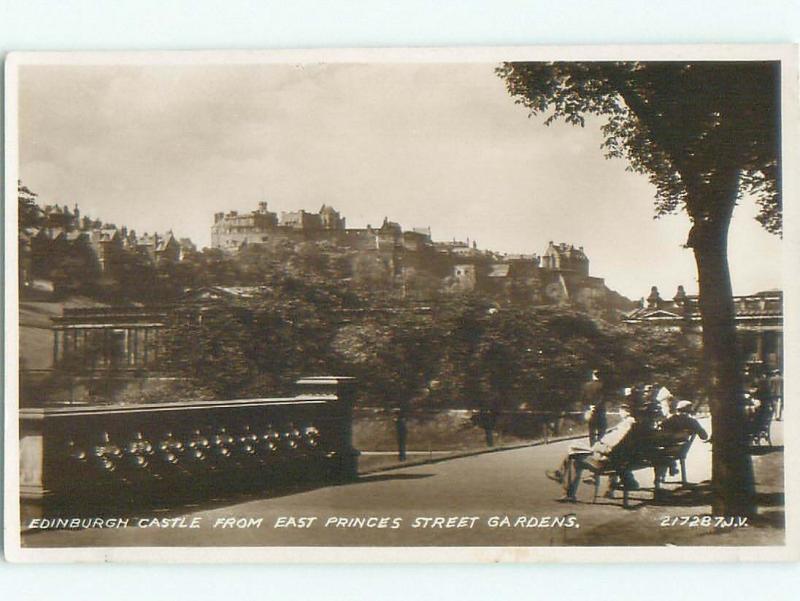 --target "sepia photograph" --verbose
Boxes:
[3,46,796,562]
